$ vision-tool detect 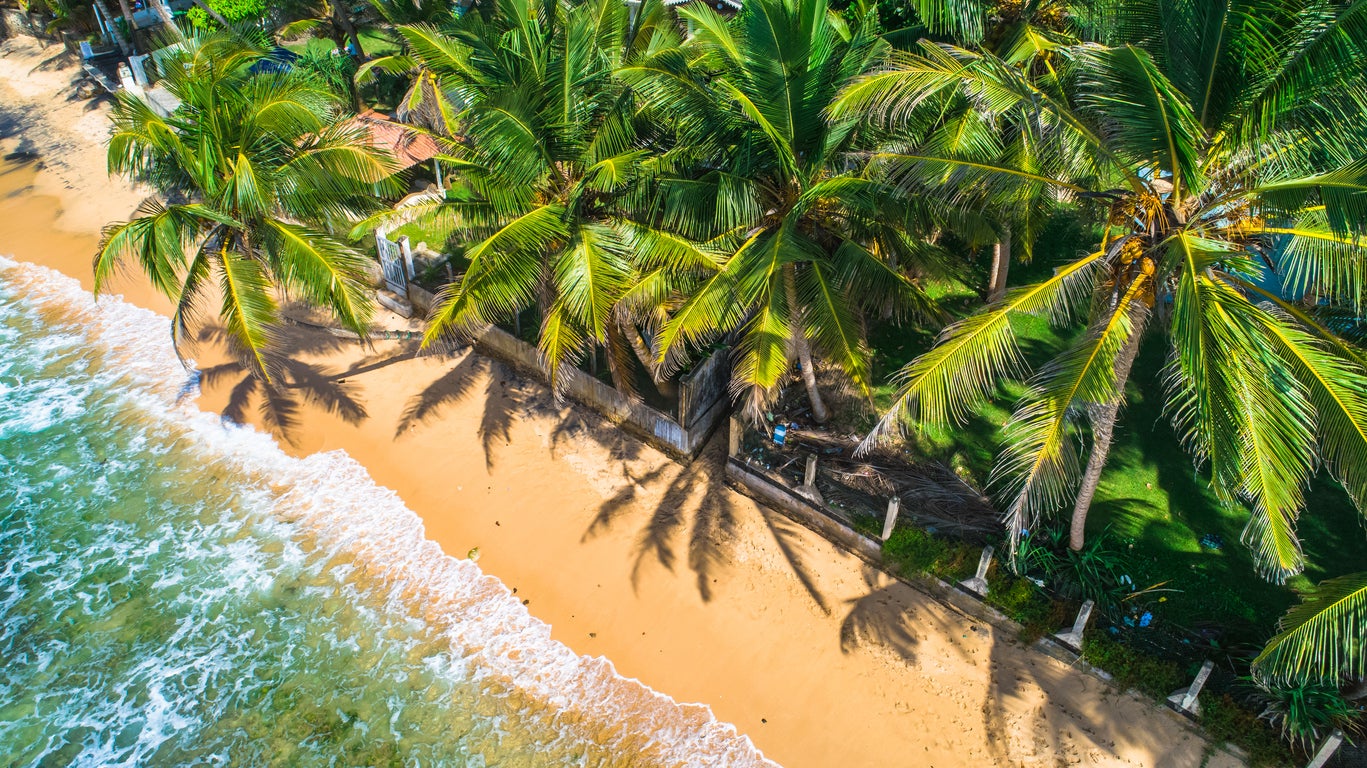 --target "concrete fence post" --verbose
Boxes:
[1167,661,1214,716]
[1306,730,1344,768]
[881,497,900,541]
[1054,599,1094,650]
[959,545,993,595]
